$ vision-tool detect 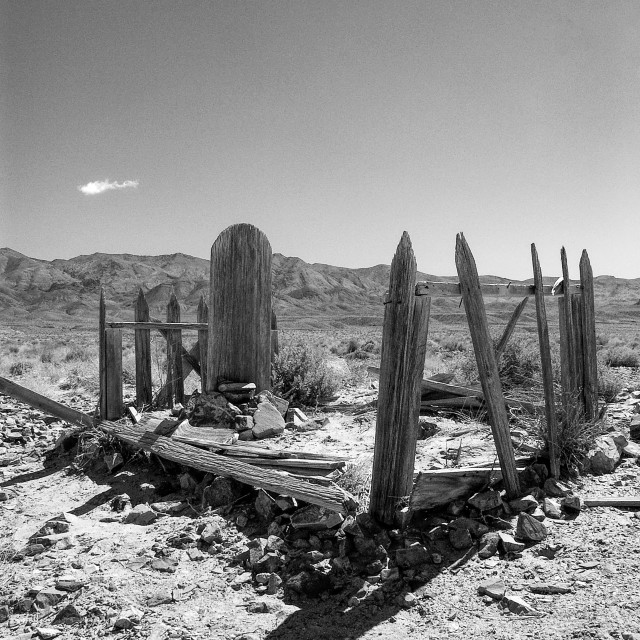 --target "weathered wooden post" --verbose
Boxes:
[495,297,529,360]
[134,289,153,408]
[369,232,430,526]
[558,247,577,425]
[99,289,107,419]
[197,295,209,392]
[580,250,598,420]
[104,327,123,419]
[455,233,519,498]
[166,292,184,407]
[271,309,279,362]
[207,224,272,393]
[531,244,560,478]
